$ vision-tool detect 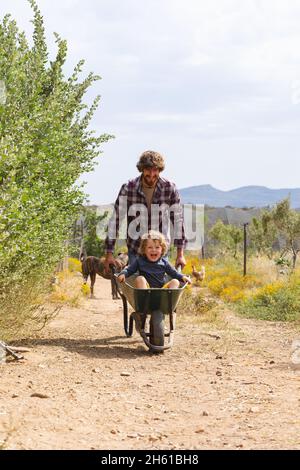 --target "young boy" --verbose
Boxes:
[117,231,191,288]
